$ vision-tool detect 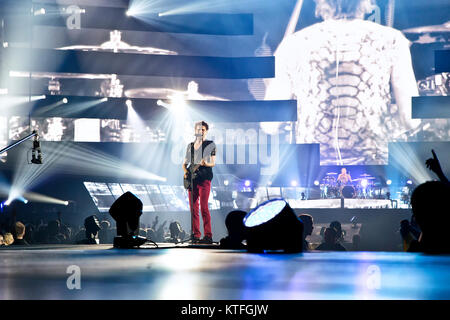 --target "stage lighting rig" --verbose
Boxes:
[109,191,147,248]
[30,131,43,164]
[243,198,304,253]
